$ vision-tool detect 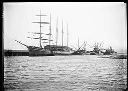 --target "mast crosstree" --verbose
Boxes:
[32,11,50,48]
